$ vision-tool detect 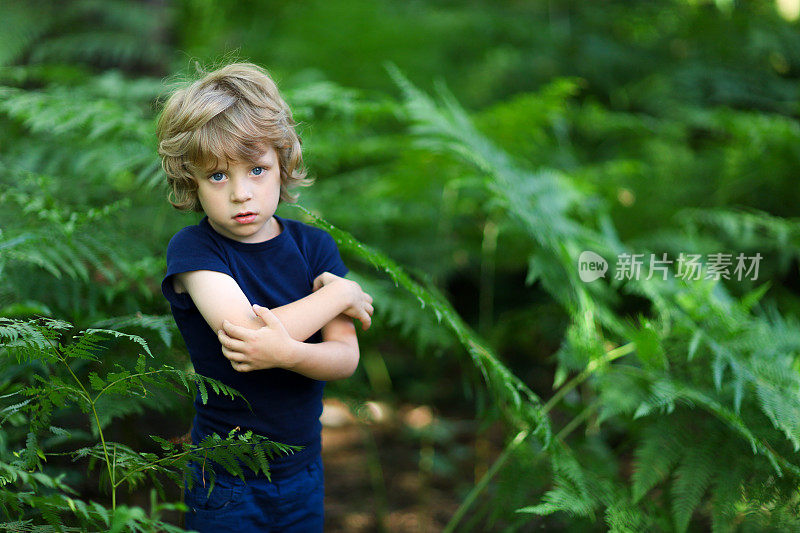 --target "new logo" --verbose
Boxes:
[578,251,608,282]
